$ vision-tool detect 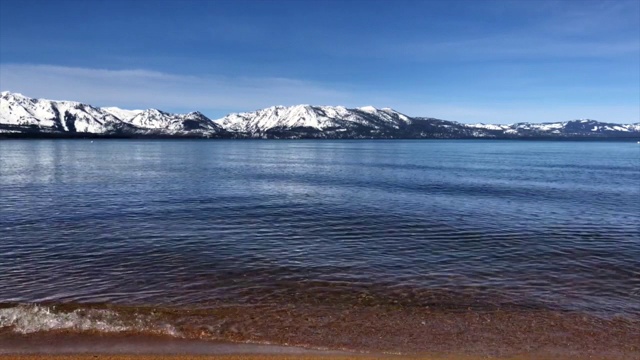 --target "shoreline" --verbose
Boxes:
[3,353,638,360]
[1,133,639,141]
[2,304,638,359]
[1,333,638,360]
[0,333,348,356]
